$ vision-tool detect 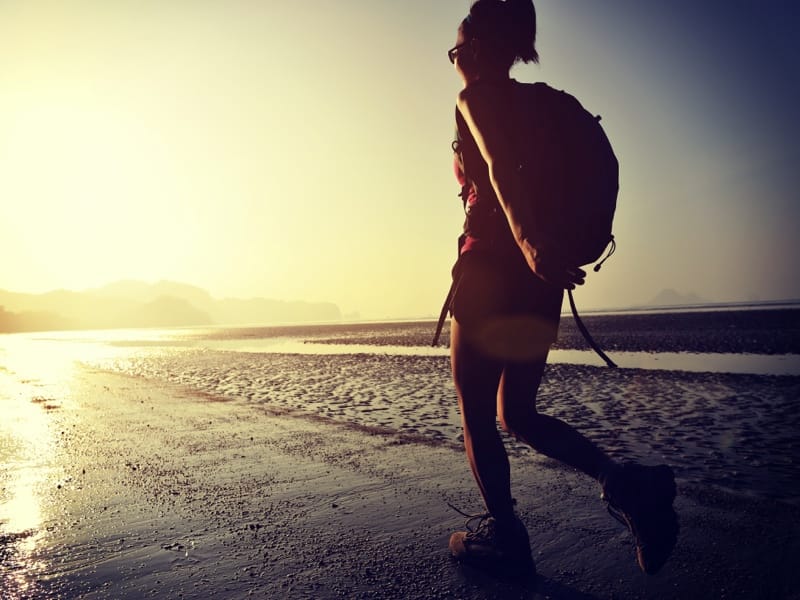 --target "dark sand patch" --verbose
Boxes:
[260,308,800,355]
